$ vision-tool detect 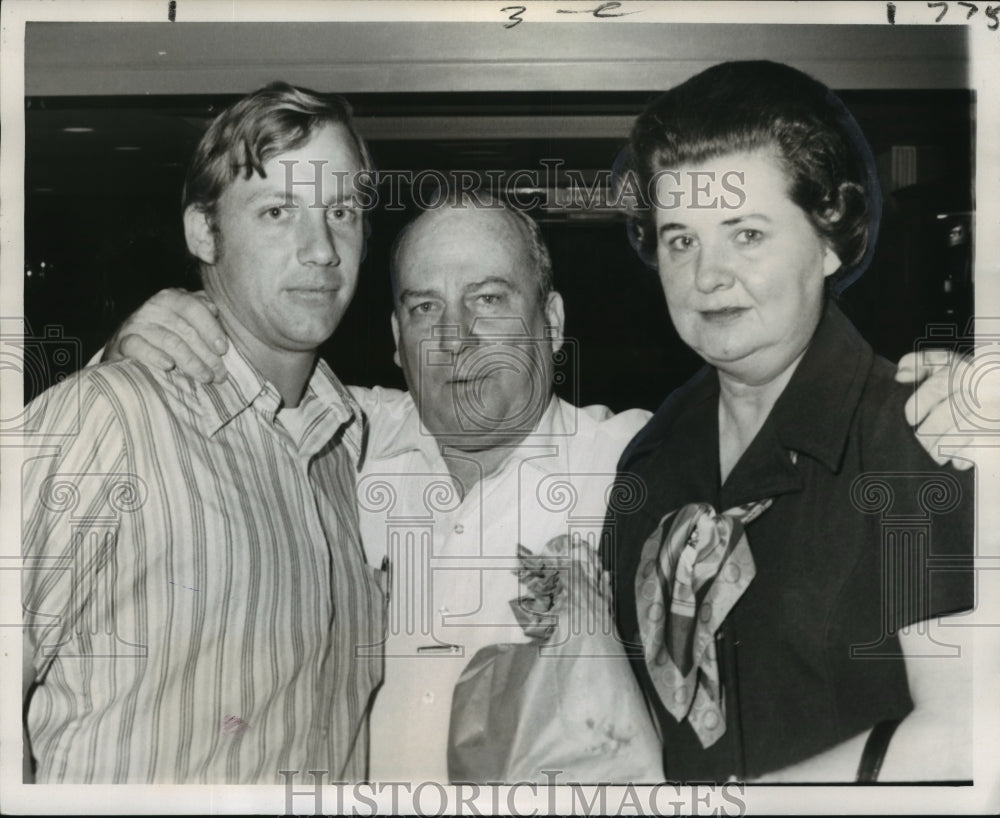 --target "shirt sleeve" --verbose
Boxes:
[21,372,131,679]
